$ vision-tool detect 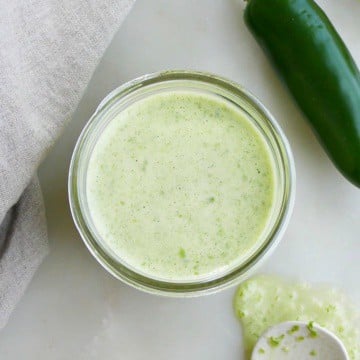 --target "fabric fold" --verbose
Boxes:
[0,0,135,329]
